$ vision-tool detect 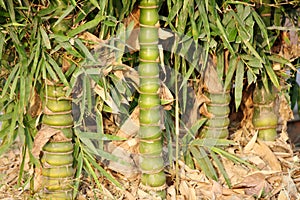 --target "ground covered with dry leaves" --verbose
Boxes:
[0,98,300,199]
